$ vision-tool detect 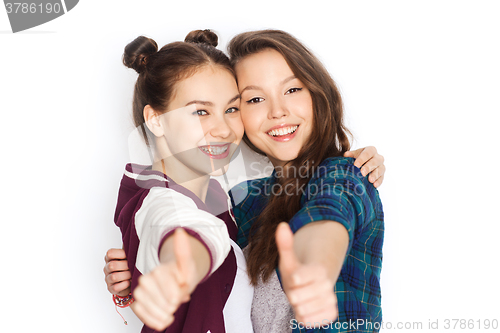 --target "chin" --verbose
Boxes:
[272,151,300,165]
